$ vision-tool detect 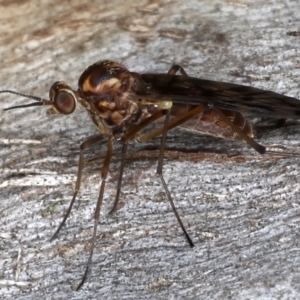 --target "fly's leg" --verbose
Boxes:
[109,110,166,214]
[49,133,113,289]
[77,136,114,290]
[51,134,105,241]
[108,142,127,214]
[155,109,195,247]
[138,106,209,248]
[112,107,197,247]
